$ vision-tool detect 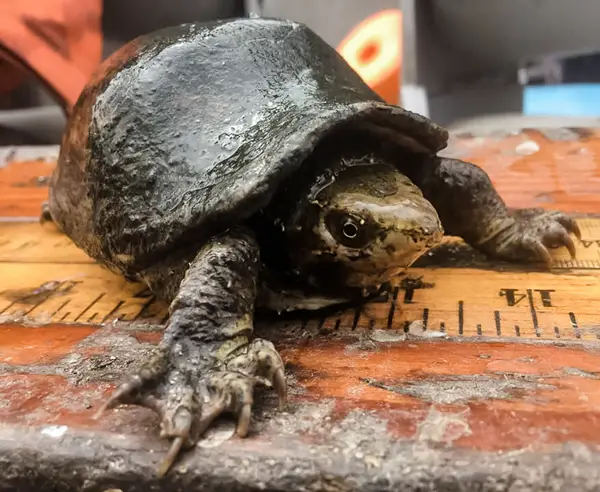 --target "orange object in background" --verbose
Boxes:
[0,0,103,113]
[338,9,402,105]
